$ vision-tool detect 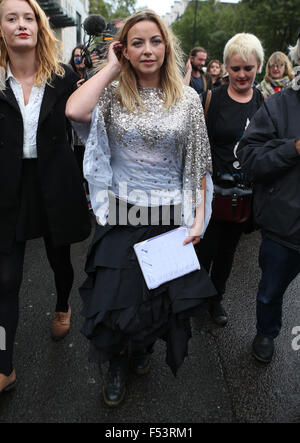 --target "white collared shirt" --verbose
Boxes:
[6,64,45,159]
